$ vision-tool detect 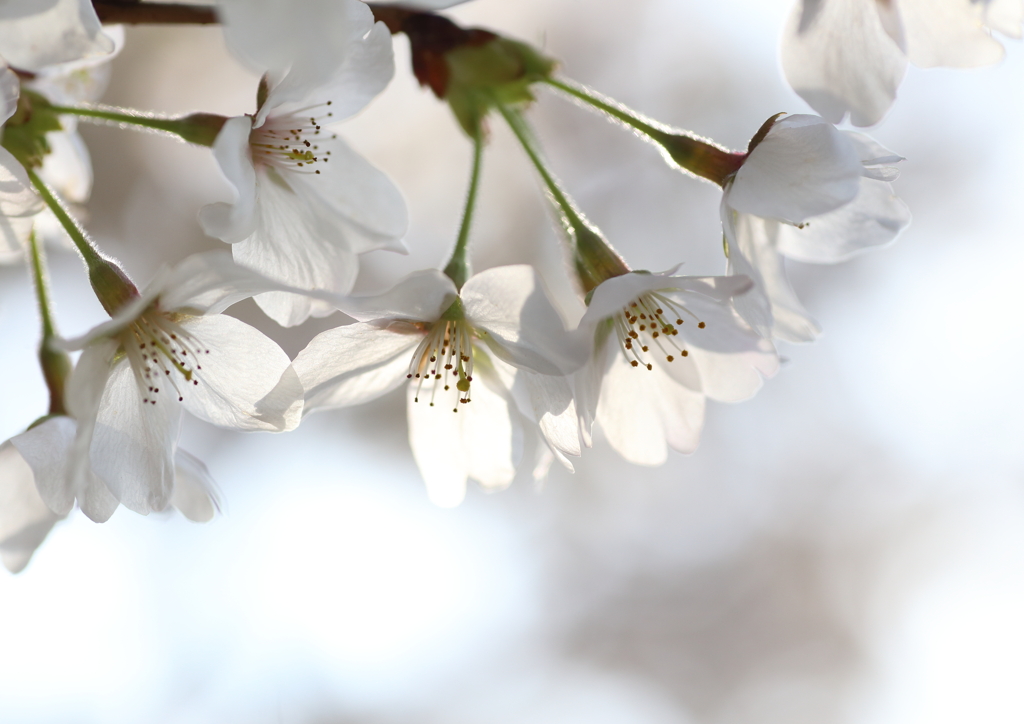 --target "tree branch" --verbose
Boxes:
[93,1,217,25]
